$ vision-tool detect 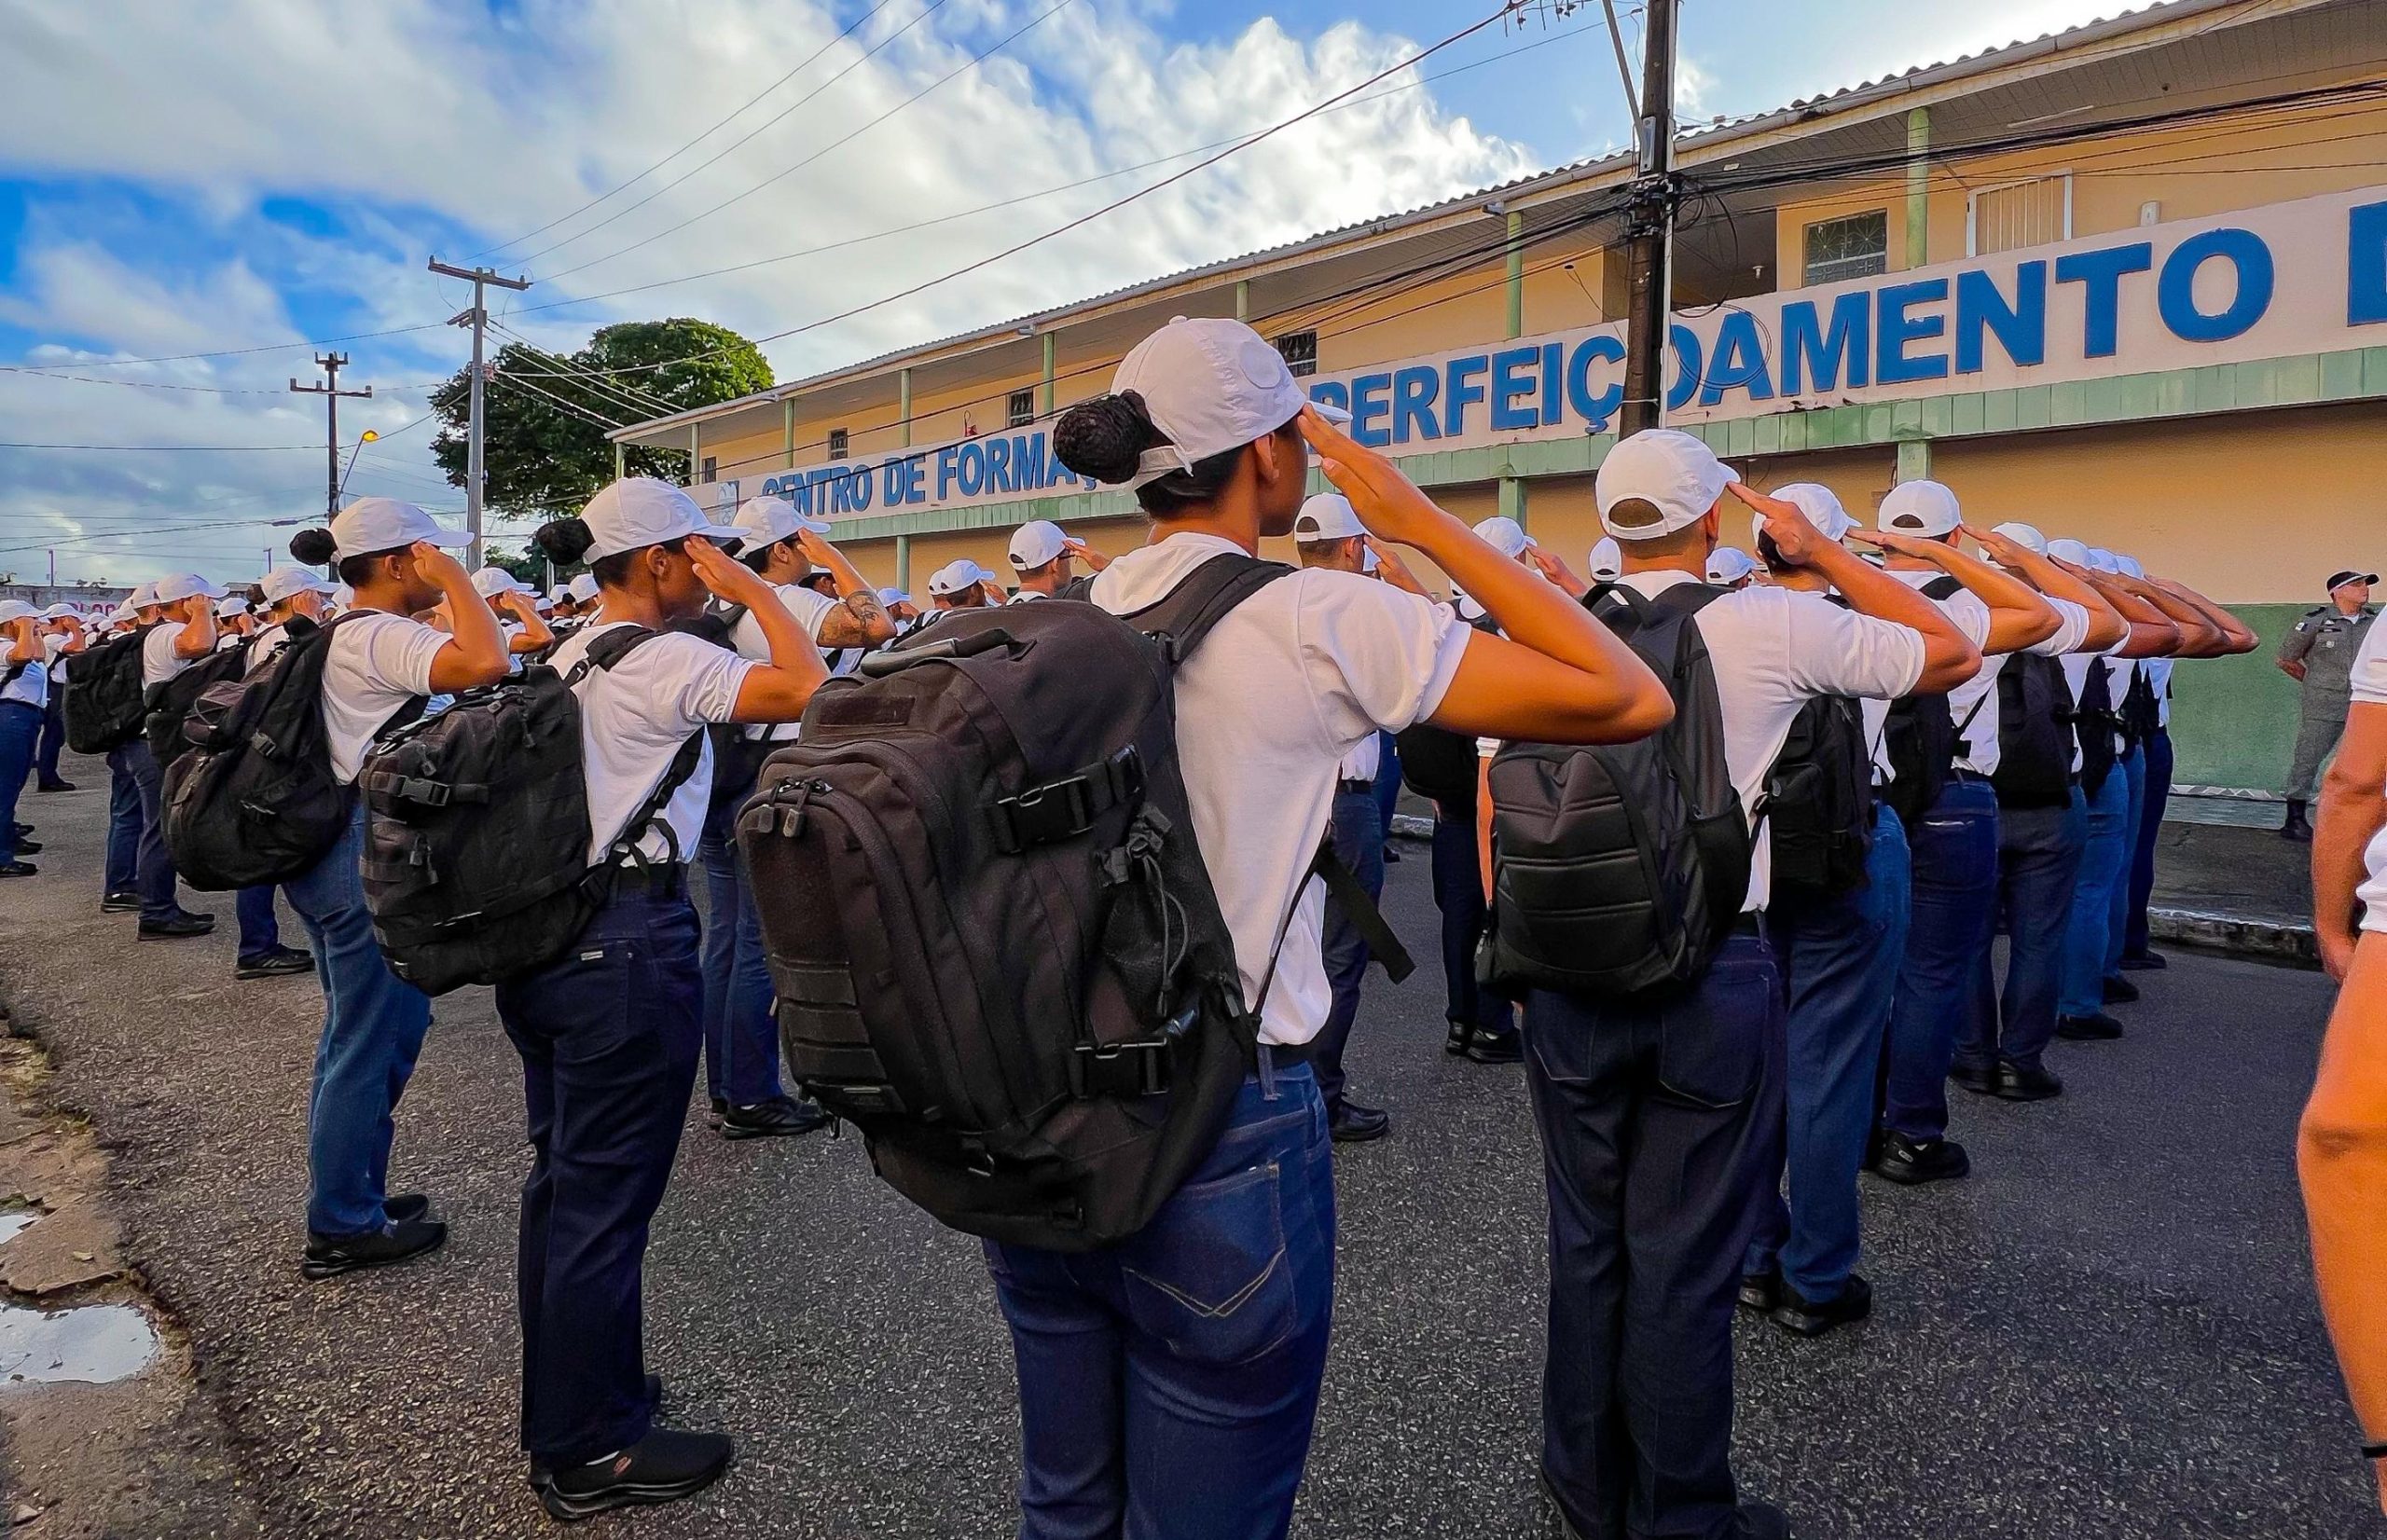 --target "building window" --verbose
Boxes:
[699,456,717,484]
[1007,389,1035,428]
[1801,211,1888,287]
[1274,329,1318,378]
[827,428,849,461]
[1968,174,2072,256]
